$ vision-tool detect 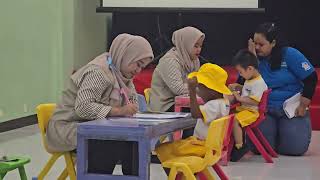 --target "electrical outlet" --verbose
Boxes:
[23,104,28,113]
